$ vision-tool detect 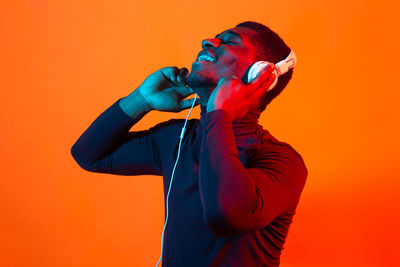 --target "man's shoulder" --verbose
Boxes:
[249,130,308,176]
[248,131,308,199]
